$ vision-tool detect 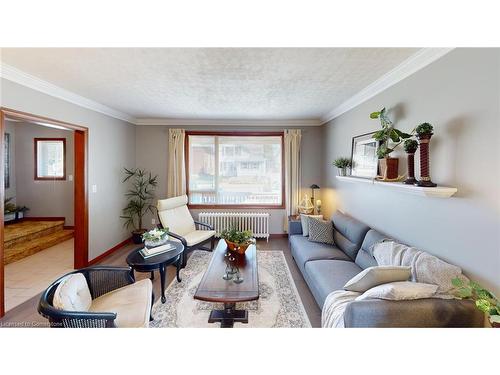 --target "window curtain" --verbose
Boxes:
[284,129,302,231]
[167,129,186,198]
